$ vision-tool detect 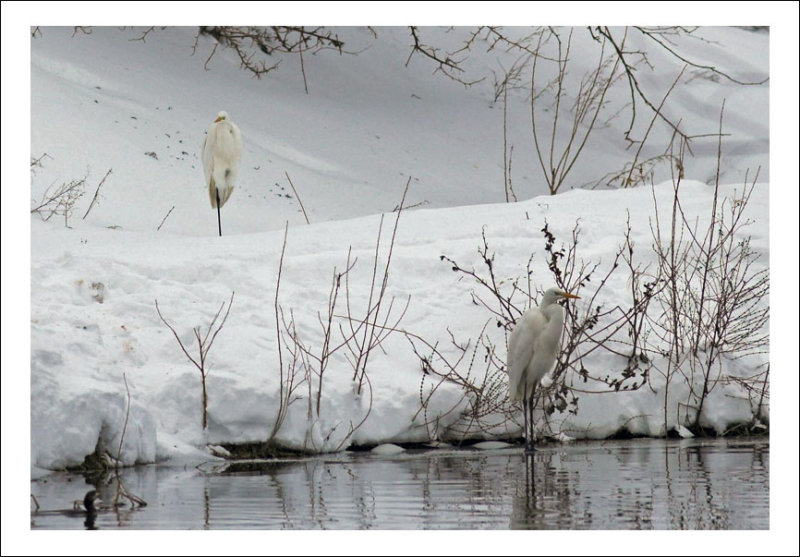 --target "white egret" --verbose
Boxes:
[507,287,580,452]
[202,111,242,236]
